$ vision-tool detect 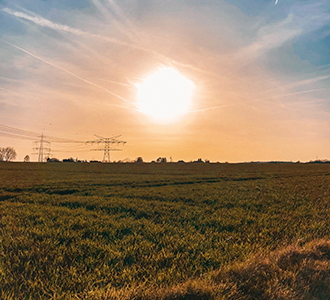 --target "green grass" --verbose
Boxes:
[0,162,330,299]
